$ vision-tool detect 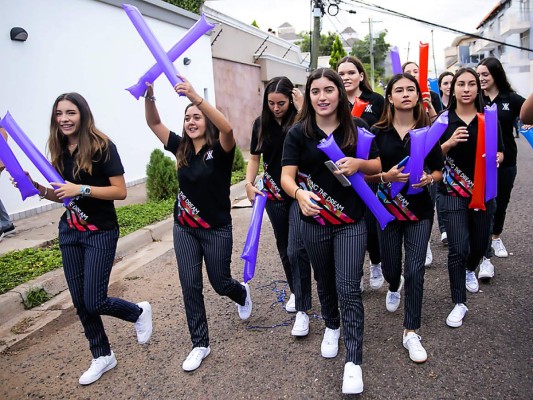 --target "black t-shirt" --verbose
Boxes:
[371,125,443,221]
[355,90,385,127]
[166,131,234,228]
[282,118,377,225]
[430,90,443,114]
[482,91,525,168]
[439,110,504,198]
[250,117,287,201]
[61,141,124,231]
